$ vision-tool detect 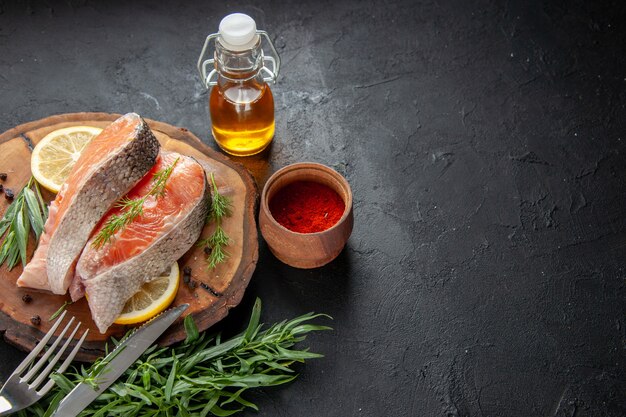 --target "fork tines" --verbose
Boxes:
[12,310,89,396]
